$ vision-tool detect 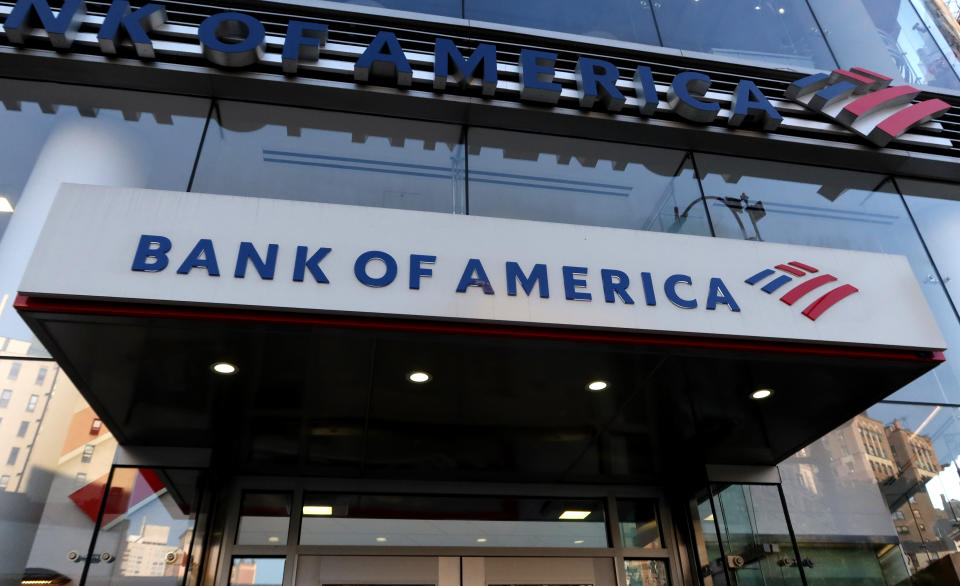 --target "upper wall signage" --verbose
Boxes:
[18,184,947,352]
[0,0,952,148]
